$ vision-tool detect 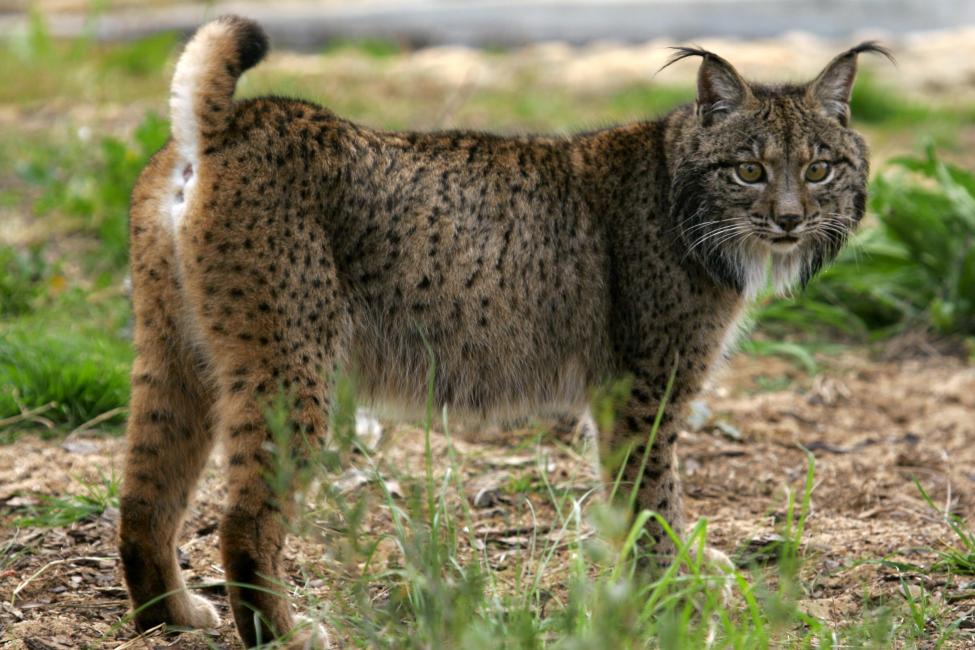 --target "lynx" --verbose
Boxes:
[119,15,886,647]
